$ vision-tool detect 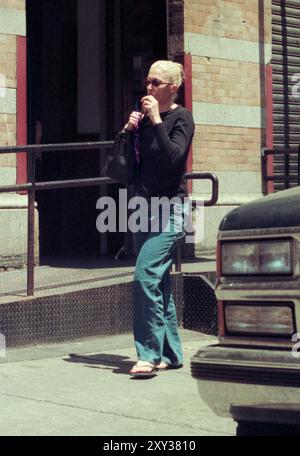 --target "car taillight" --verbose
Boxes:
[224,303,295,337]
